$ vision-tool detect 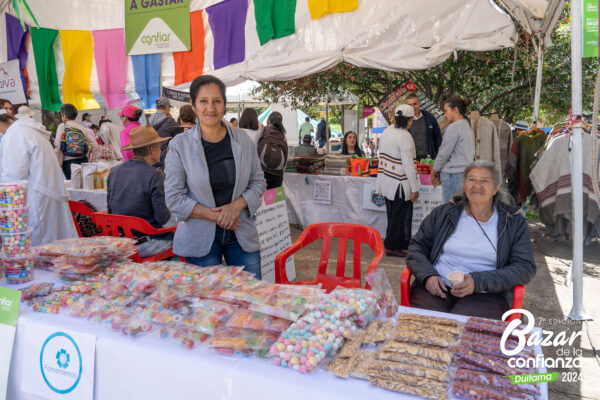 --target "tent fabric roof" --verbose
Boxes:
[1,0,516,109]
[496,0,566,47]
